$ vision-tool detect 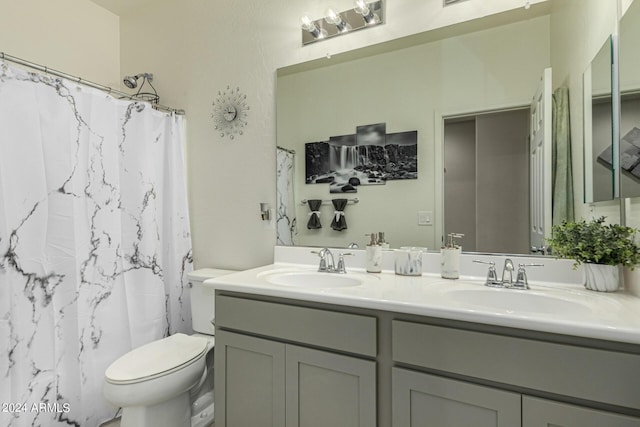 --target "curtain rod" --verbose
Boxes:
[0,51,185,115]
[277,146,296,154]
